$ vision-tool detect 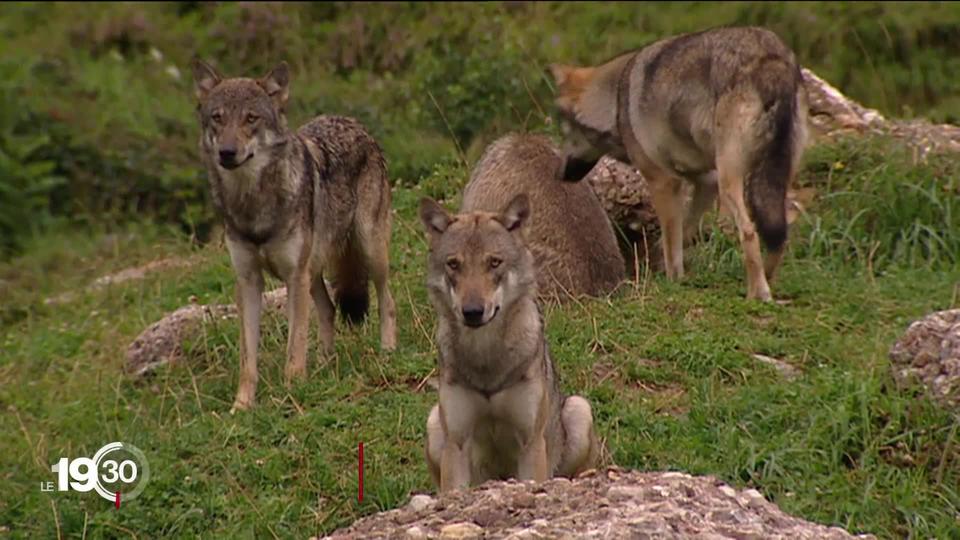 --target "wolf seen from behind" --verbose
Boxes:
[550,26,809,301]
